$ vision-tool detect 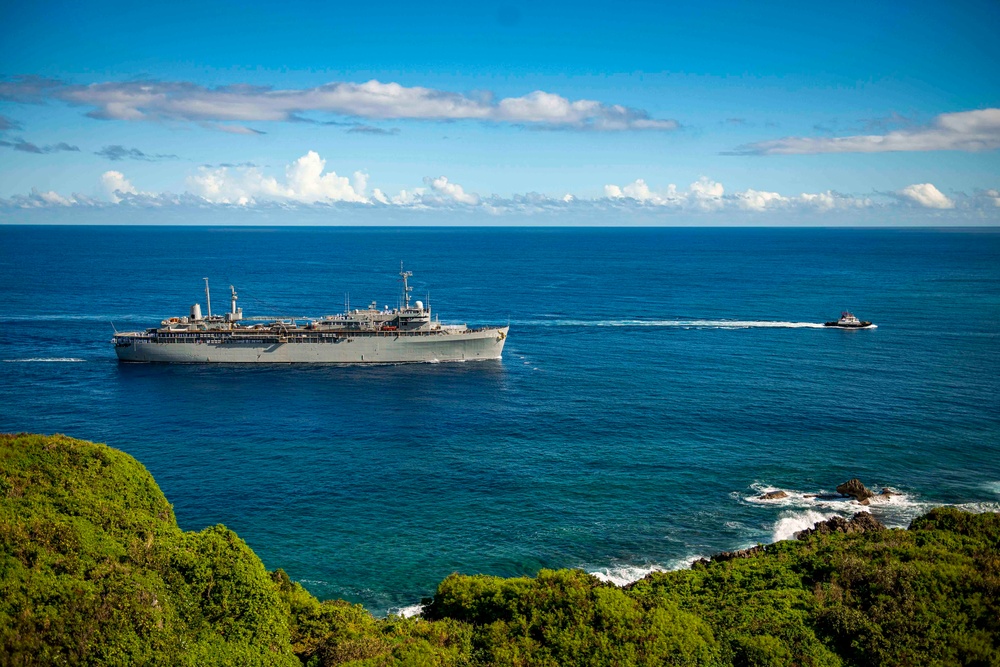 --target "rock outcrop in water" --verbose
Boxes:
[836,477,875,501]
[3,433,999,667]
[758,490,789,500]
